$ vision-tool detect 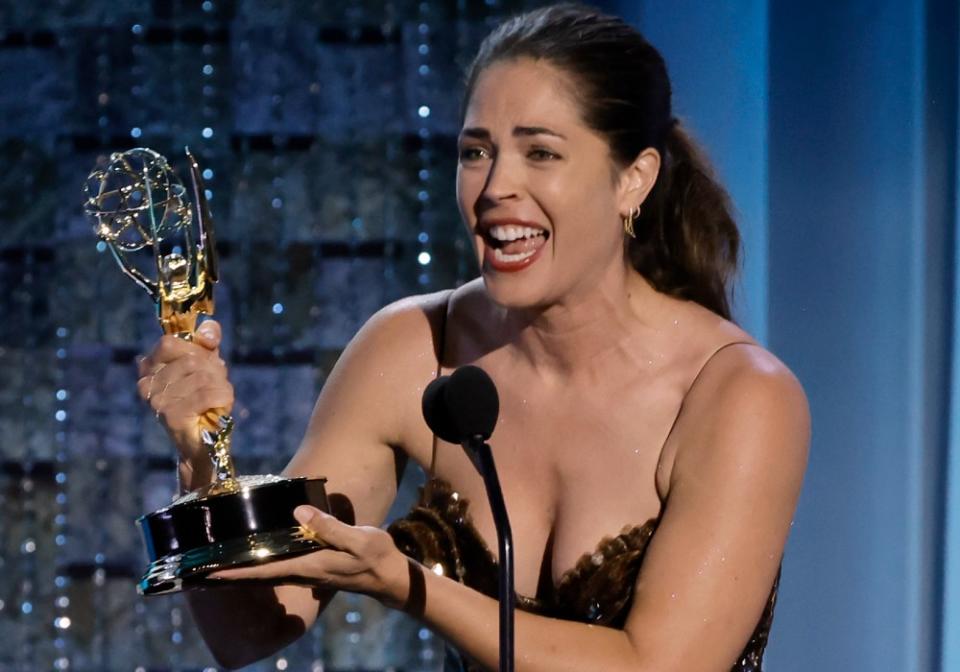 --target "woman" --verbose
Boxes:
[137,5,809,671]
